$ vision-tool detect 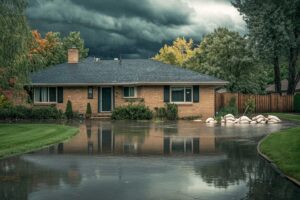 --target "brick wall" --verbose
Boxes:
[57,87,98,114]
[55,85,216,119]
